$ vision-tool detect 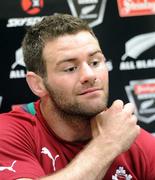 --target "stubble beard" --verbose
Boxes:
[44,81,108,122]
